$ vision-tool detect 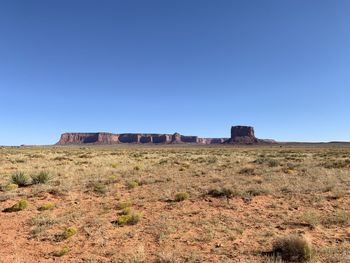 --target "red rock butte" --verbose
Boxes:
[56,126,276,145]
